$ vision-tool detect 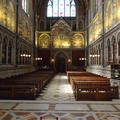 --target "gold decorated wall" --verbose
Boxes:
[0,0,33,42]
[39,34,50,48]
[18,0,33,42]
[0,0,16,32]
[89,0,120,44]
[37,19,84,49]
